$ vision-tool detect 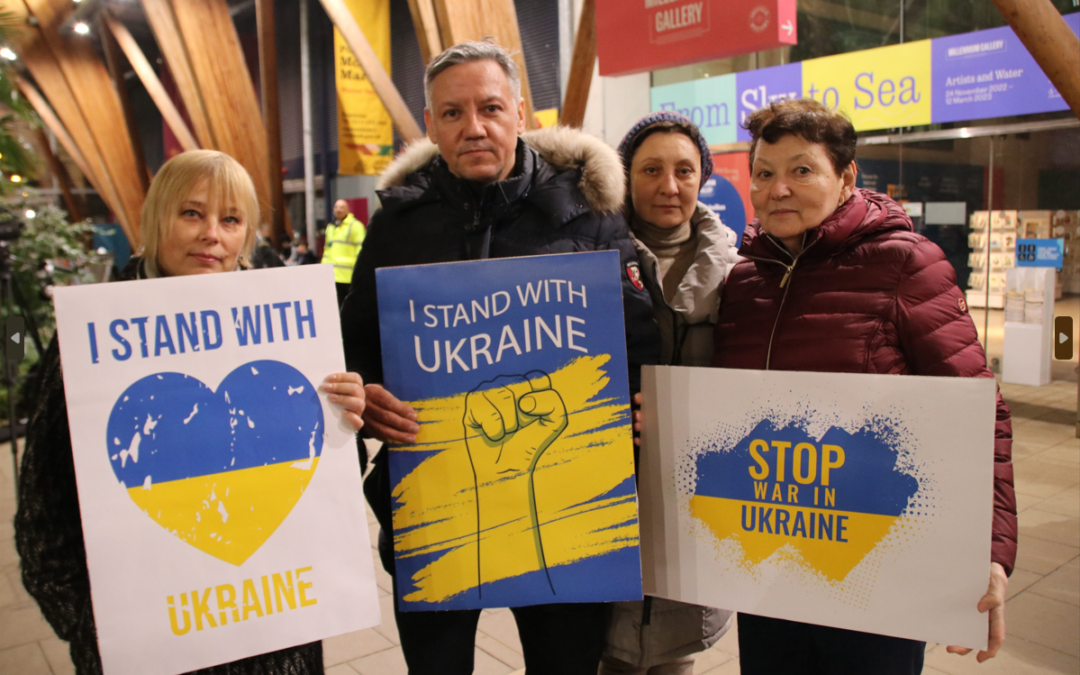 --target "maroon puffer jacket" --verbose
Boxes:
[713,188,1017,574]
